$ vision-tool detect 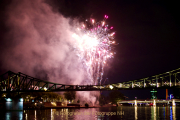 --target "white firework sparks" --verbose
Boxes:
[72,15,116,85]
